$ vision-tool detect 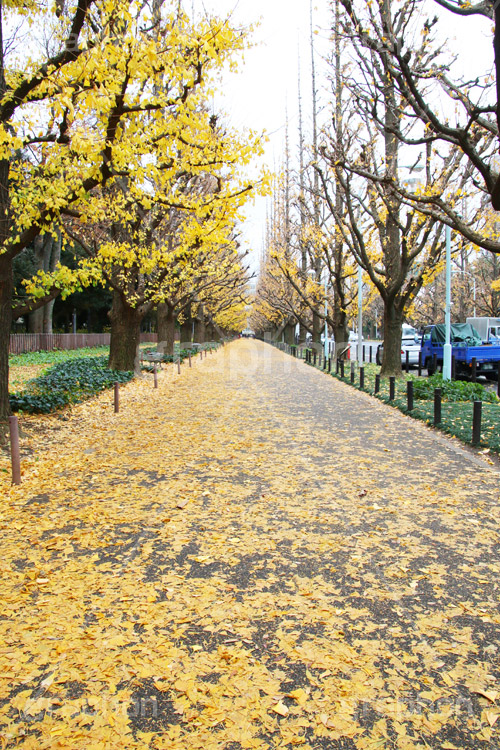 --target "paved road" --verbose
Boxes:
[1,339,499,750]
